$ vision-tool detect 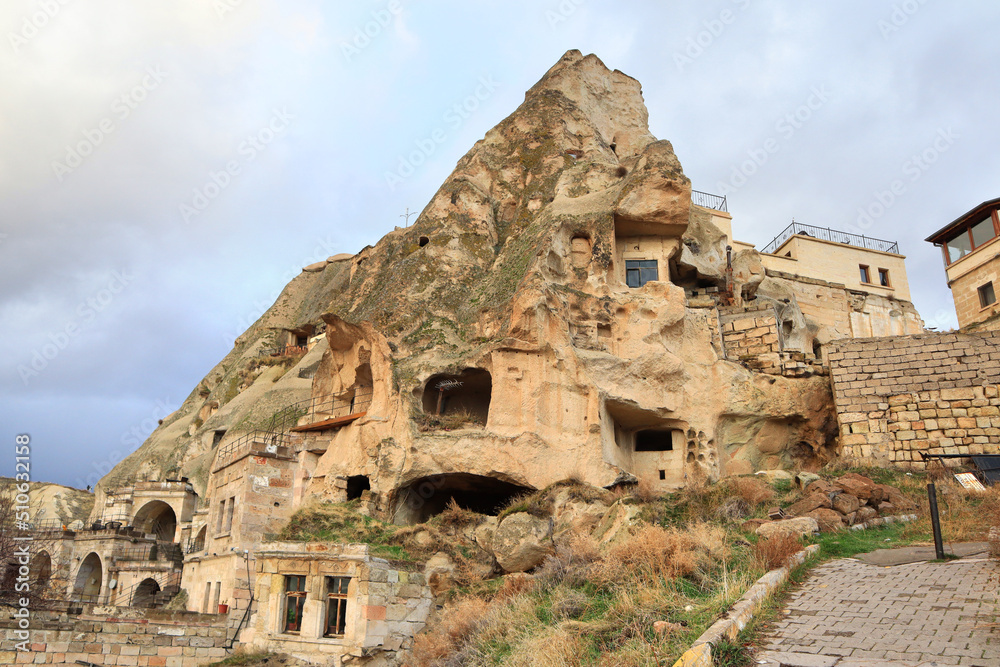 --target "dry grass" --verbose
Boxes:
[726,477,776,507]
[753,533,803,570]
